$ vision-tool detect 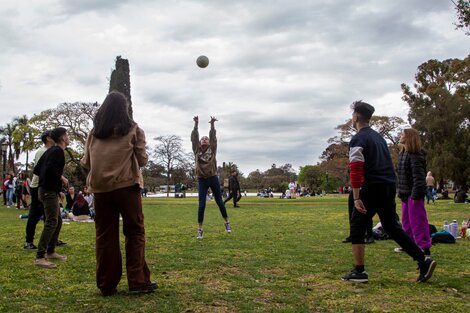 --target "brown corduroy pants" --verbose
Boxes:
[94,185,151,293]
